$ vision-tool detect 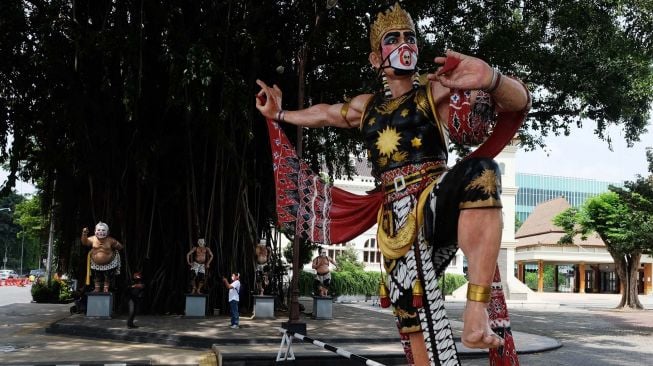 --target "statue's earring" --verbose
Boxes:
[382,73,392,99]
[412,71,420,89]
